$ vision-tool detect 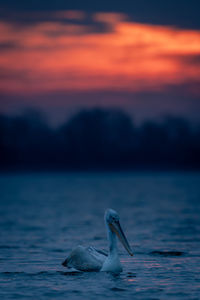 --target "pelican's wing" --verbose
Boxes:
[92,247,108,257]
[62,245,107,271]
